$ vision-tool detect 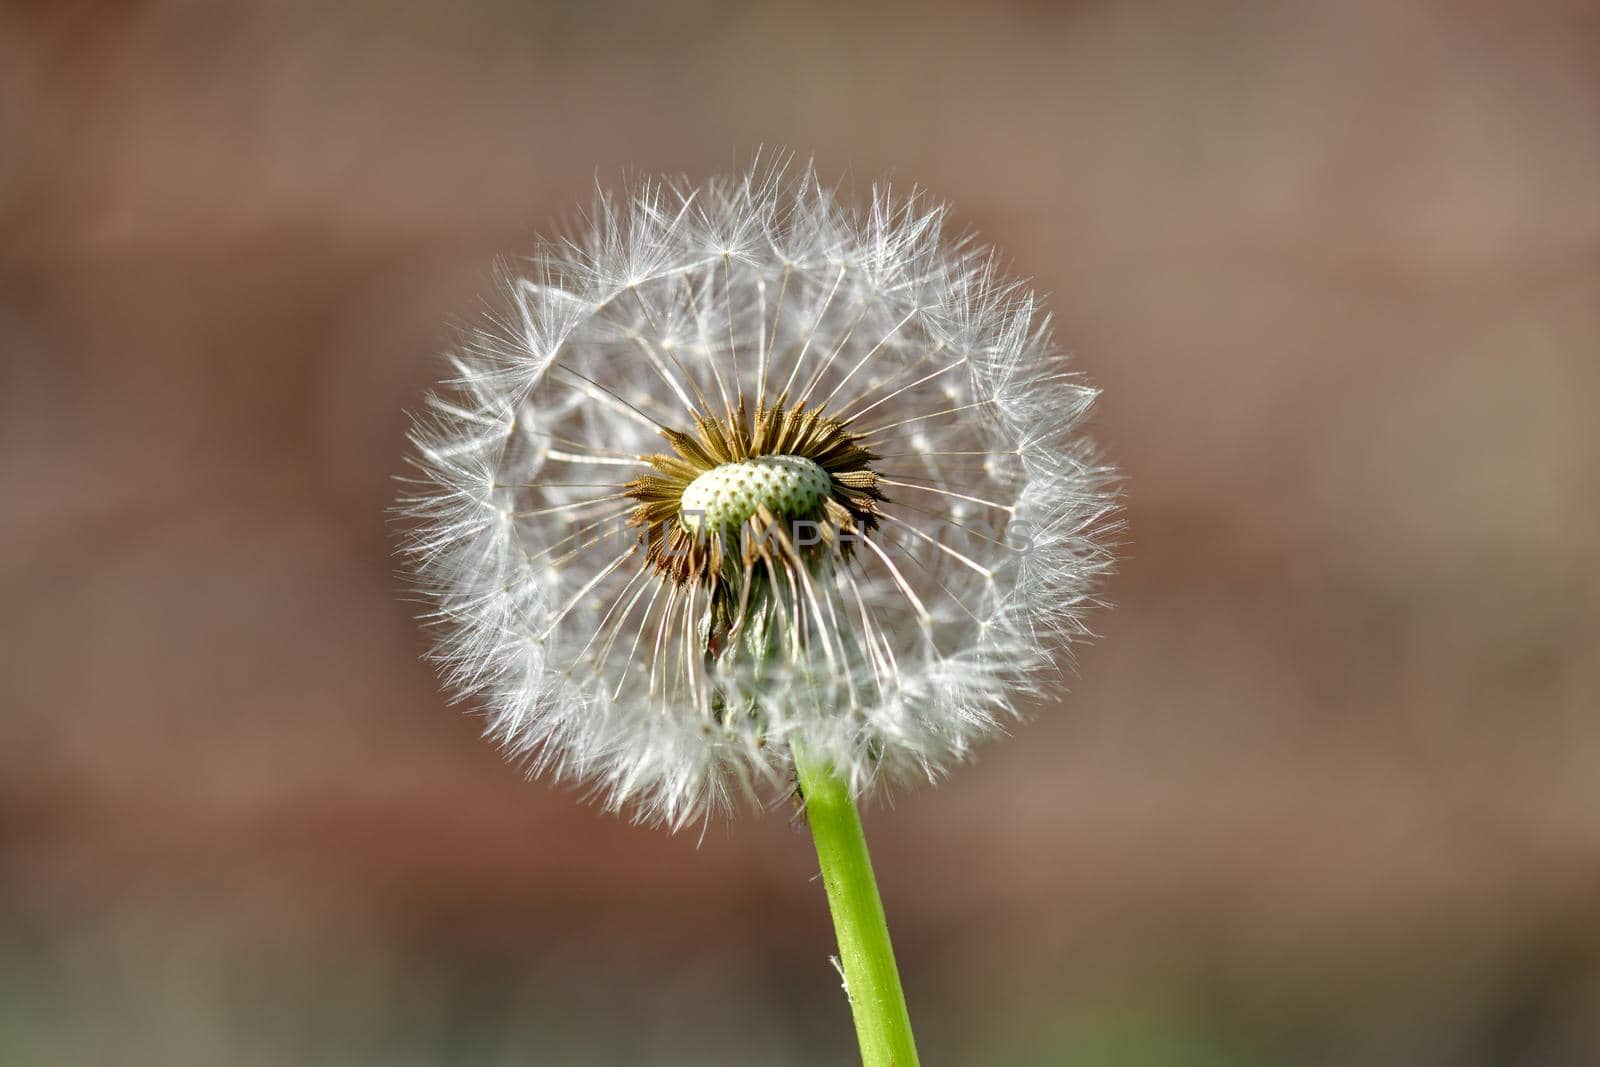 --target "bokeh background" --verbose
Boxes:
[4,1,1597,1063]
